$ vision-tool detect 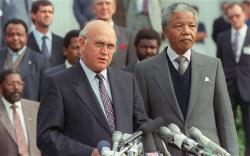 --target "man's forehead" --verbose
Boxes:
[94,0,114,3]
